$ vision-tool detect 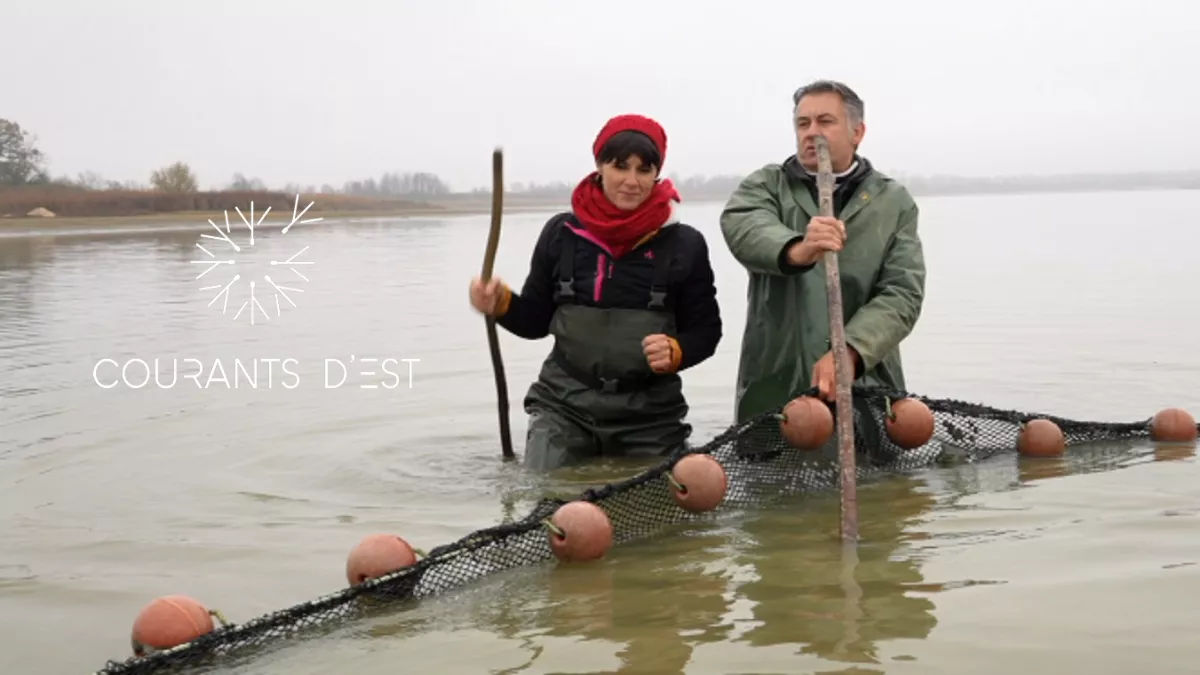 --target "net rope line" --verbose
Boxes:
[92,383,1192,675]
